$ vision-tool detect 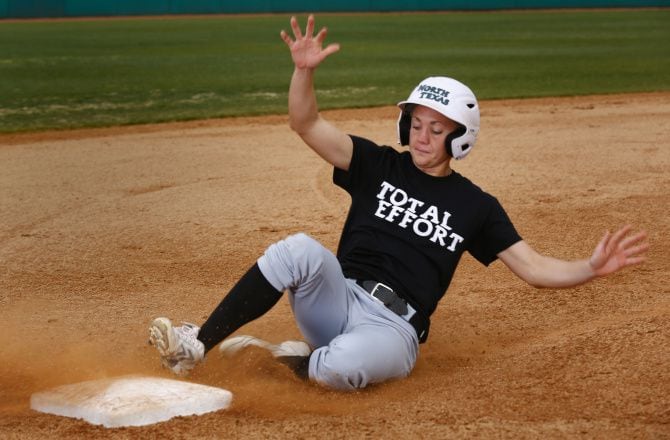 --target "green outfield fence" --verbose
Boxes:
[1,0,668,19]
